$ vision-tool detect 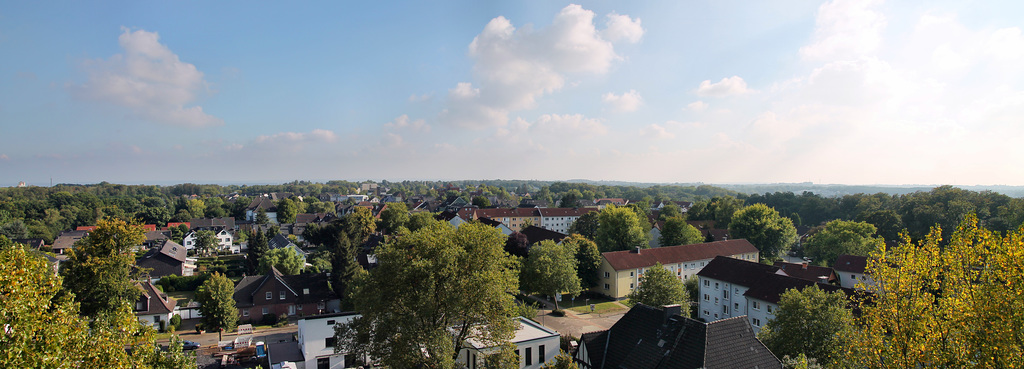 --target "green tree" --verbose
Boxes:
[258,247,304,275]
[595,205,649,252]
[170,224,189,244]
[277,198,297,224]
[857,209,904,242]
[521,240,581,311]
[847,214,1024,368]
[342,207,377,242]
[60,218,145,318]
[255,208,270,224]
[729,204,797,259]
[246,230,269,274]
[148,336,198,369]
[472,195,492,208]
[758,285,854,367]
[540,351,577,369]
[659,217,704,247]
[626,262,688,314]
[564,234,601,289]
[658,202,682,220]
[334,221,519,368]
[406,211,438,233]
[194,229,218,256]
[568,211,599,240]
[803,220,881,266]
[307,201,336,215]
[185,198,206,219]
[378,202,409,235]
[330,231,361,304]
[196,272,239,342]
[558,190,581,208]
